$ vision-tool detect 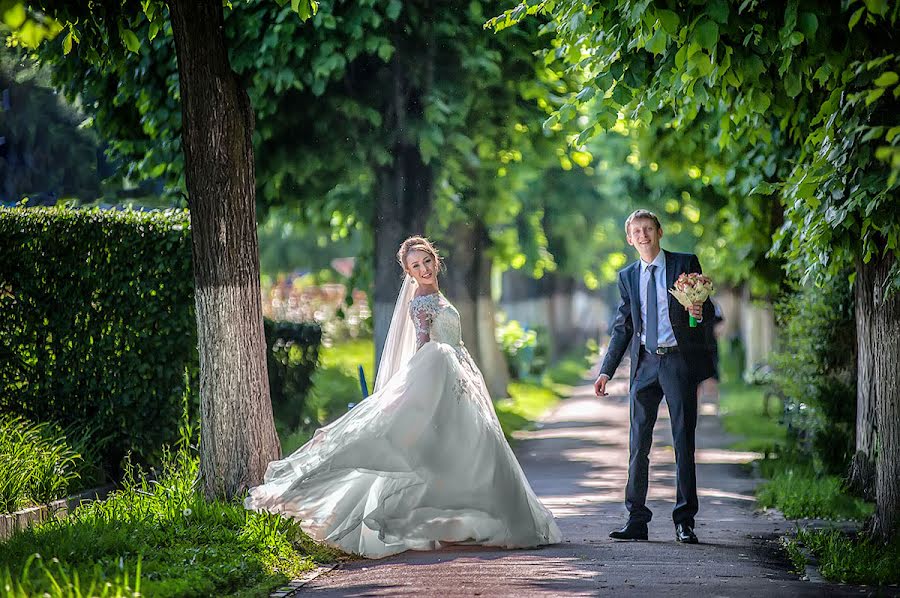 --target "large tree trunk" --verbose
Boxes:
[442,218,510,399]
[169,0,279,499]
[372,44,434,370]
[848,255,877,500]
[872,250,900,541]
